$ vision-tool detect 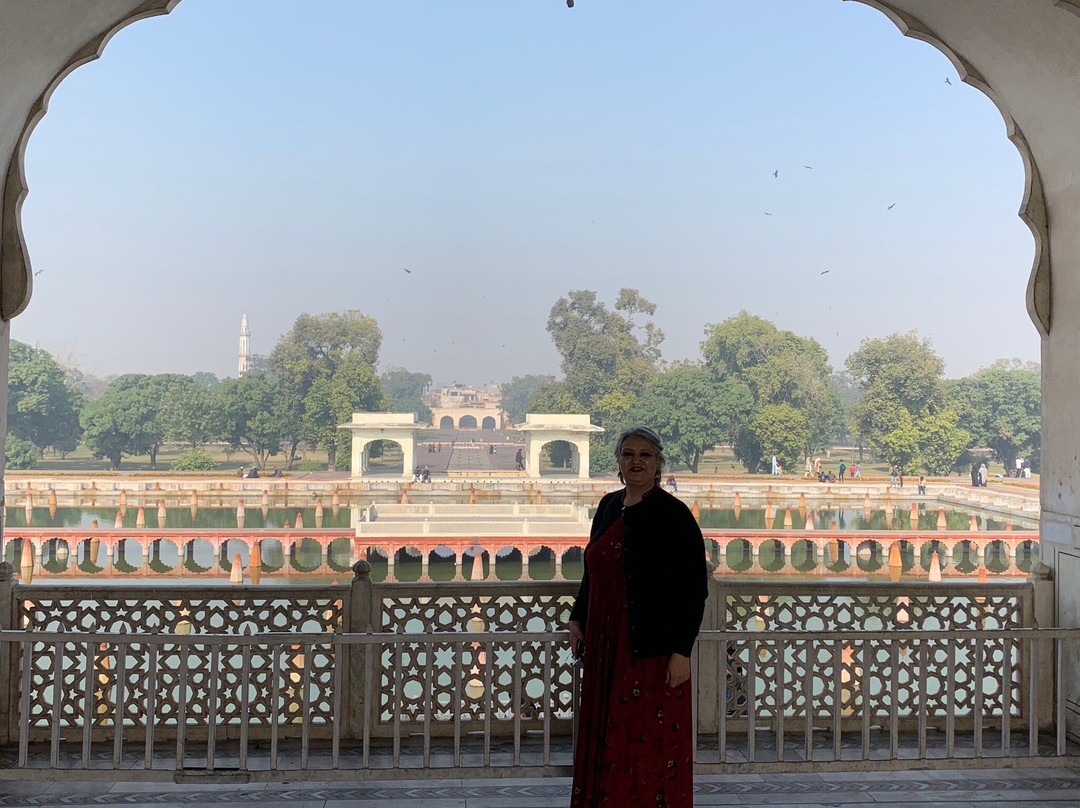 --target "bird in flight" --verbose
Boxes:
[887,203,897,210]
[945,77,952,85]
[803,165,814,170]
[772,170,779,178]
[764,212,773,216]
[819,270,830,275]
[33,269,43,276]
[402,268,412,274]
